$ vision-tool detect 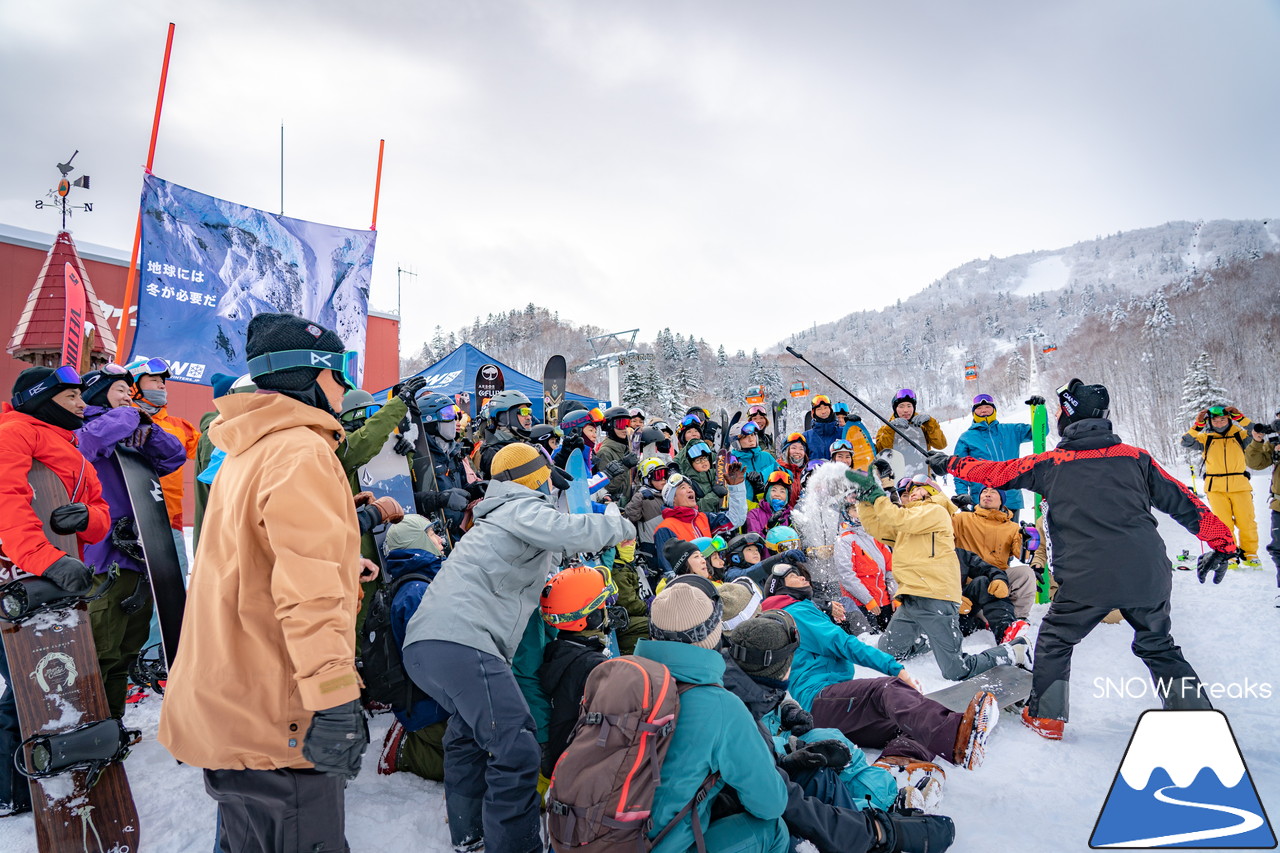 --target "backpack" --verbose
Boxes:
[546,656,719,853]
[357,572,432,709]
